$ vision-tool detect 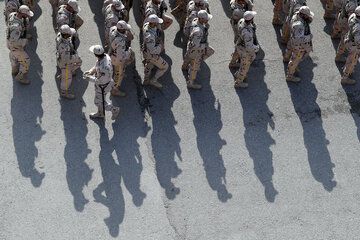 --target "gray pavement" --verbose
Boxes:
[1,0,360,239]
